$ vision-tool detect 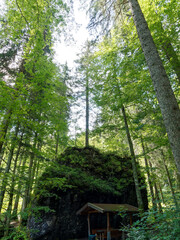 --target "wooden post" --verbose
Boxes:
[130,214,132,226]
[122,231,125,240]
[88,213,91,236]
[107,212,111,240]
